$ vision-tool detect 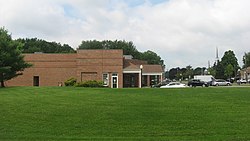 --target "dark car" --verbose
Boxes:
[188,79,209,87]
